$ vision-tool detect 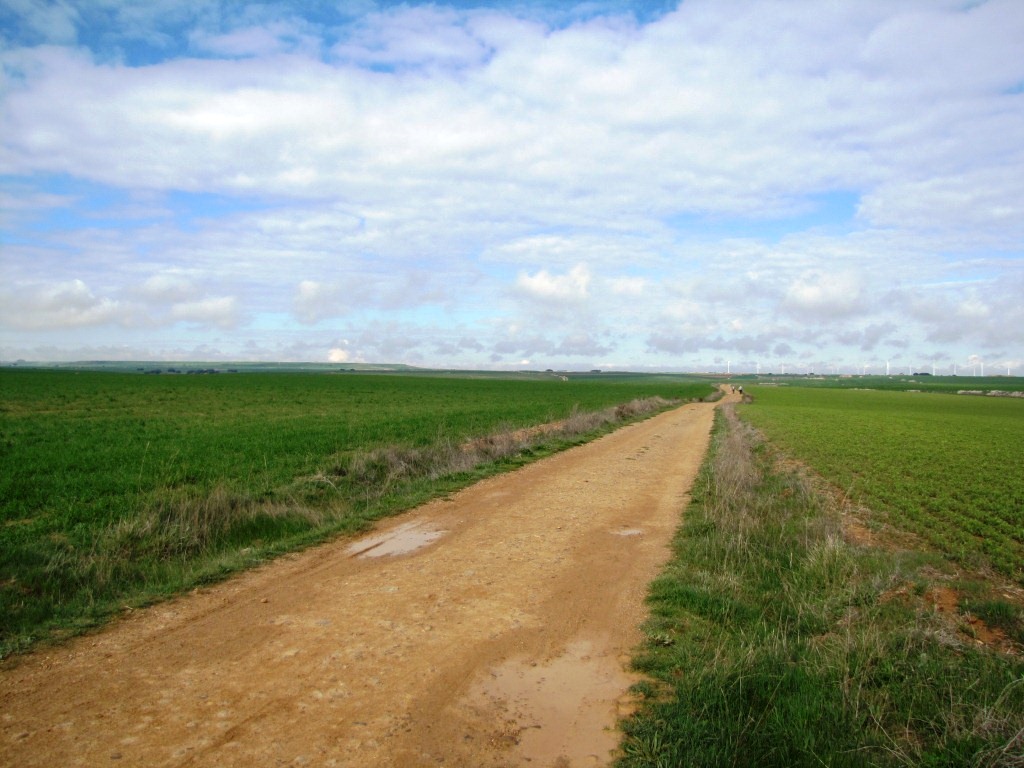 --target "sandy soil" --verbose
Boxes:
[1,393,732,767]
